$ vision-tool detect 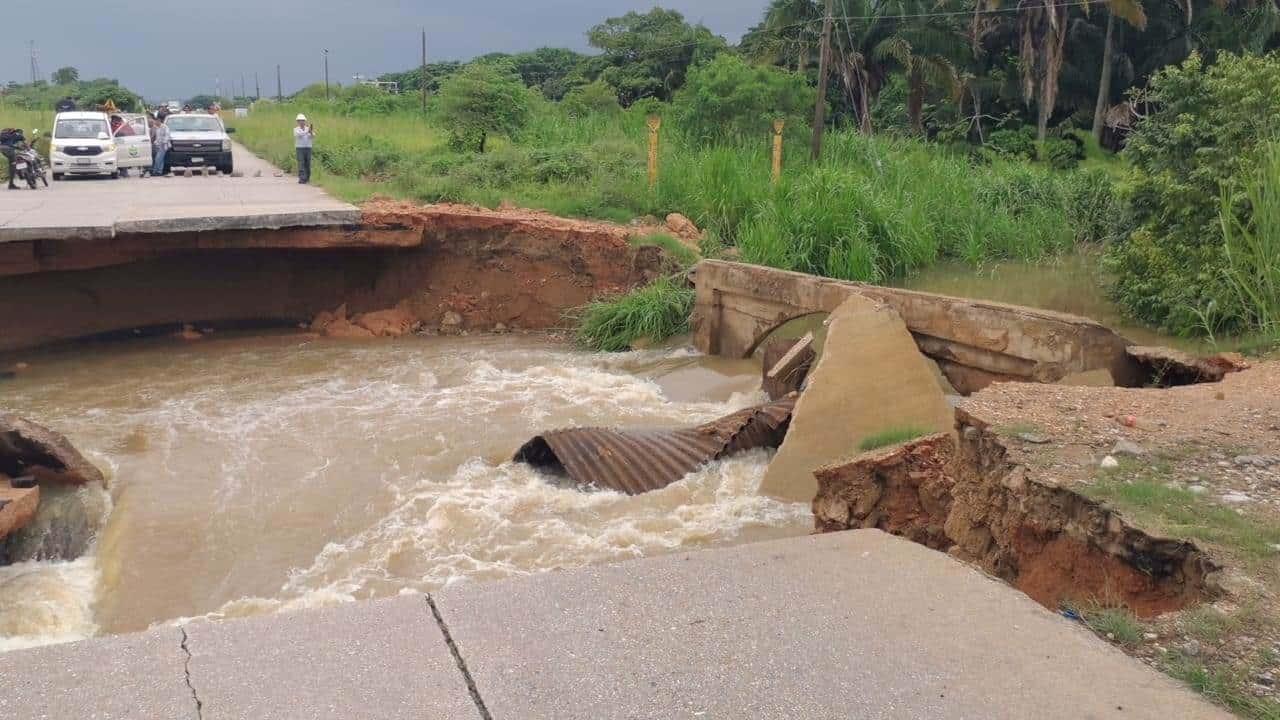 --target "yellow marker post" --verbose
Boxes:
[646,114,662,191]
[771,119,785,185]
